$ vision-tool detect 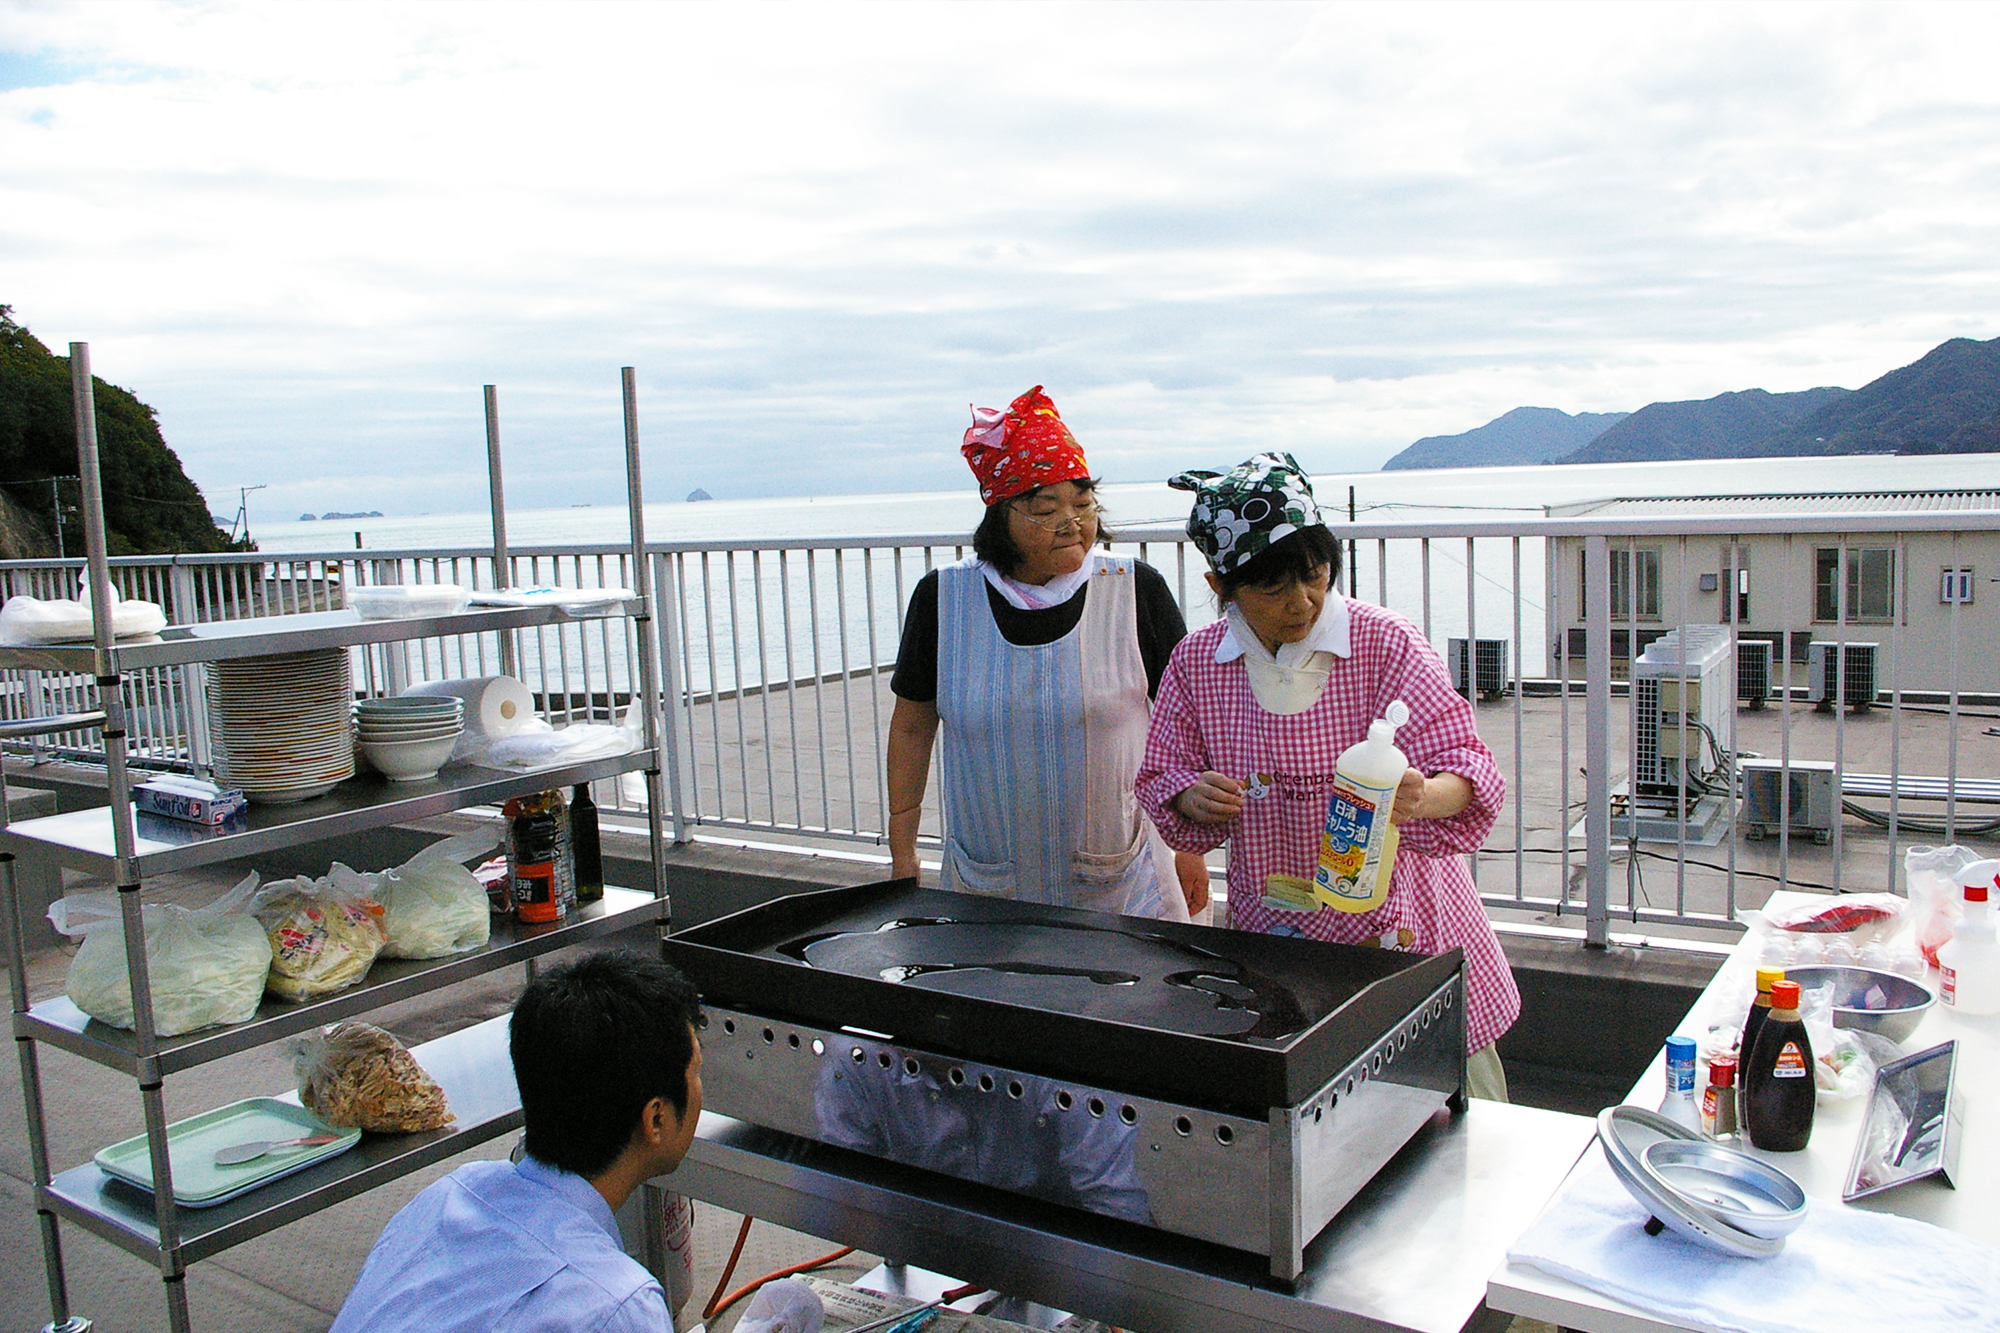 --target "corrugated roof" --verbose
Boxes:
[1548,490,2000,518]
